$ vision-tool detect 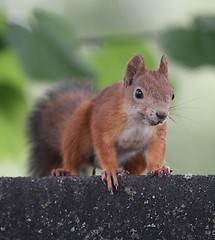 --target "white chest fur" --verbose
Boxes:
[116,121,153,151]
